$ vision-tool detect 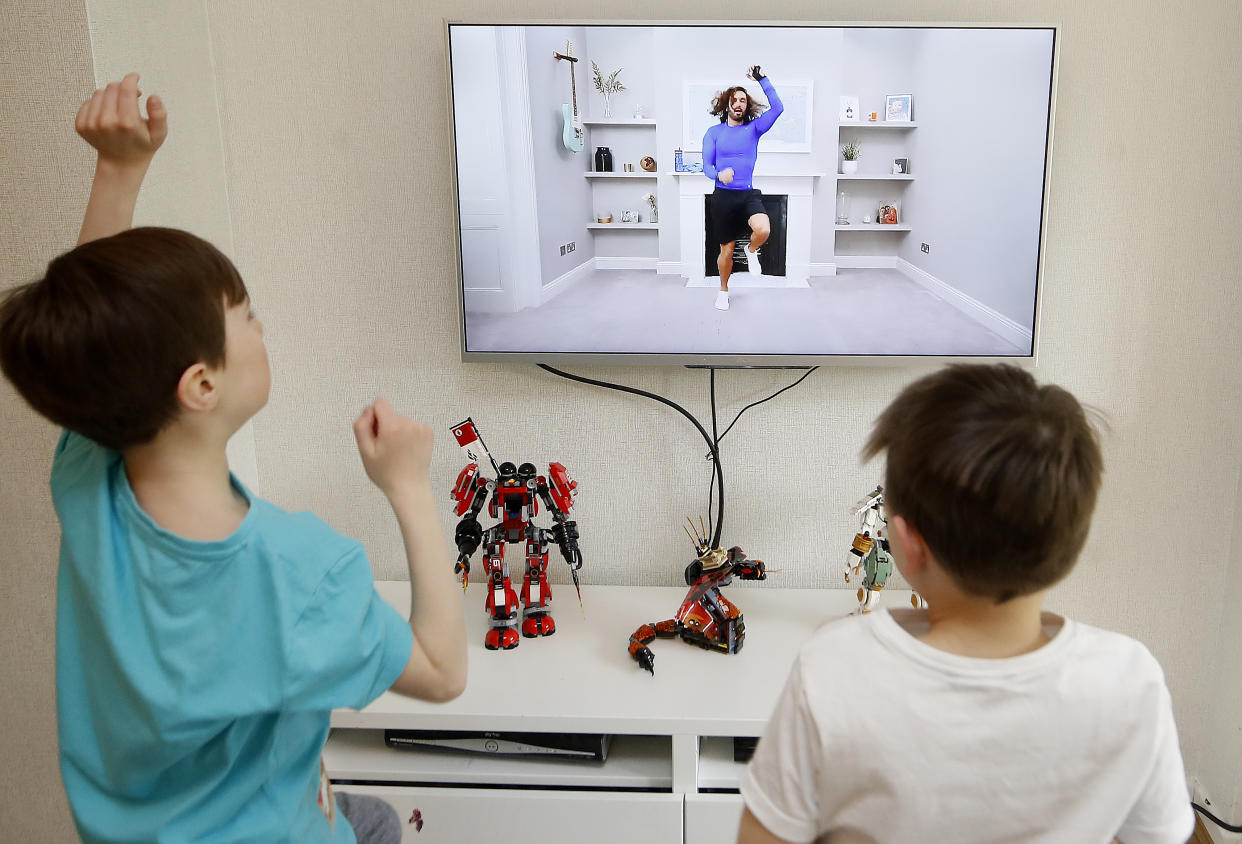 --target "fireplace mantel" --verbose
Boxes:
[674,172,824,288]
